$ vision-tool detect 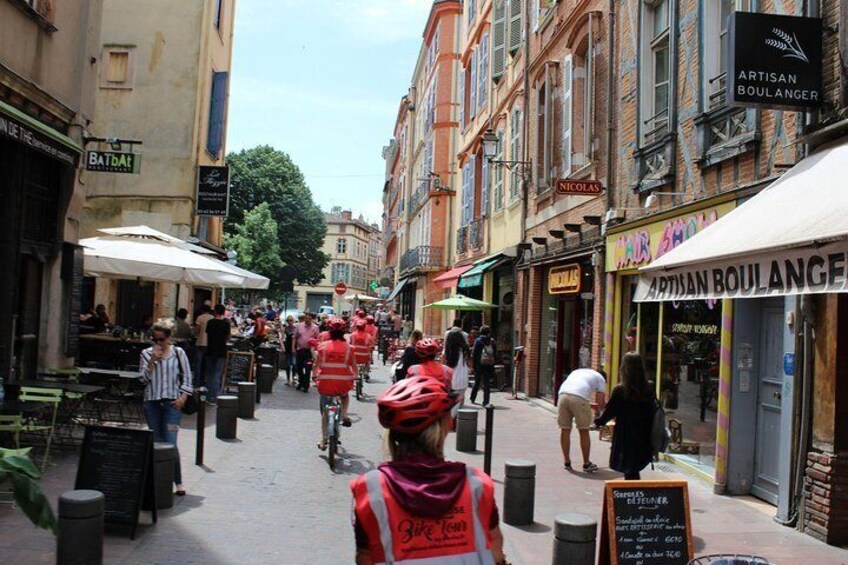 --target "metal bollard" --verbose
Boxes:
[216,395,238,439]
[237,382,256,419]
[258,363,275,394]
[503,459,535,526]
[153,443,176,509]
[58,489,104,565]
[552,513,597,565]
[483,404,495,475]
[195,387,206,466]
[455,408,478,452]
